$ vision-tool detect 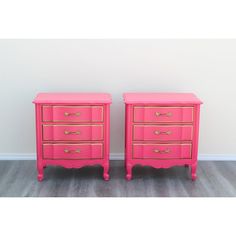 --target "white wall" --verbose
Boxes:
[0,39,236,156]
